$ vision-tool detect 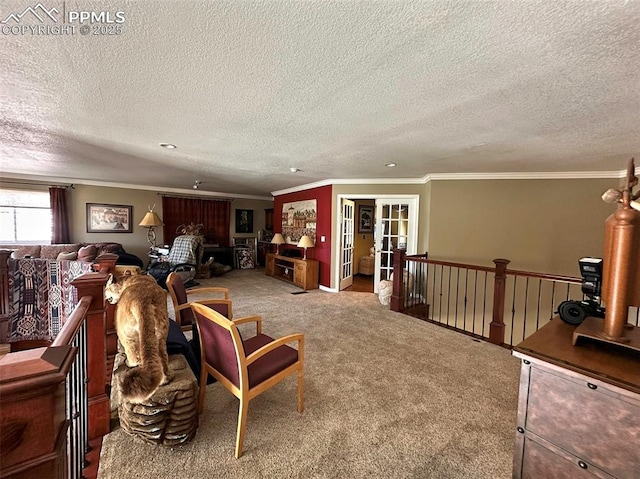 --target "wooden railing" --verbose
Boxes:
[0,254,116,479]
[390,249,640,347]
[52,296,92,479]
